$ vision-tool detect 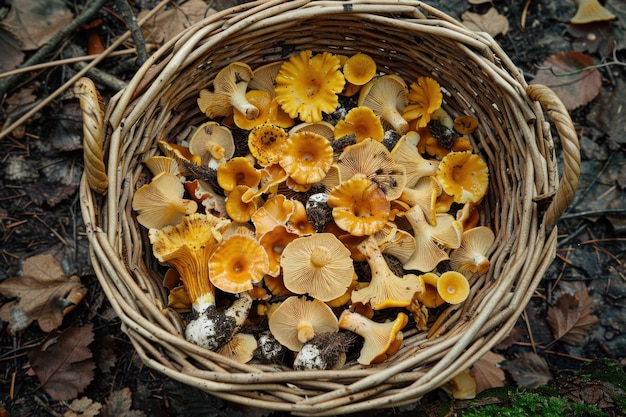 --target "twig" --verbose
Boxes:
[559,208,626,220]
[115,0,149,67]
[0,0,108,98]
[71,61,128,92]
[0,0,172,142]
